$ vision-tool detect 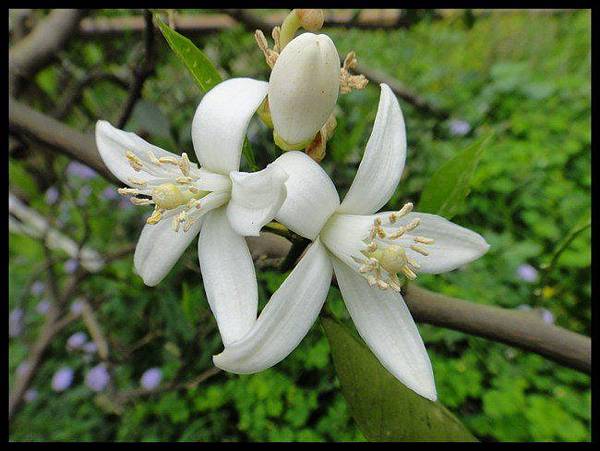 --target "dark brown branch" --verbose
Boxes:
[79,10,412,37]
[403,285,591,373]
[9,9,88,95]
[356,64,450,120]
[116,10,156,129]
[9,97,116,182]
